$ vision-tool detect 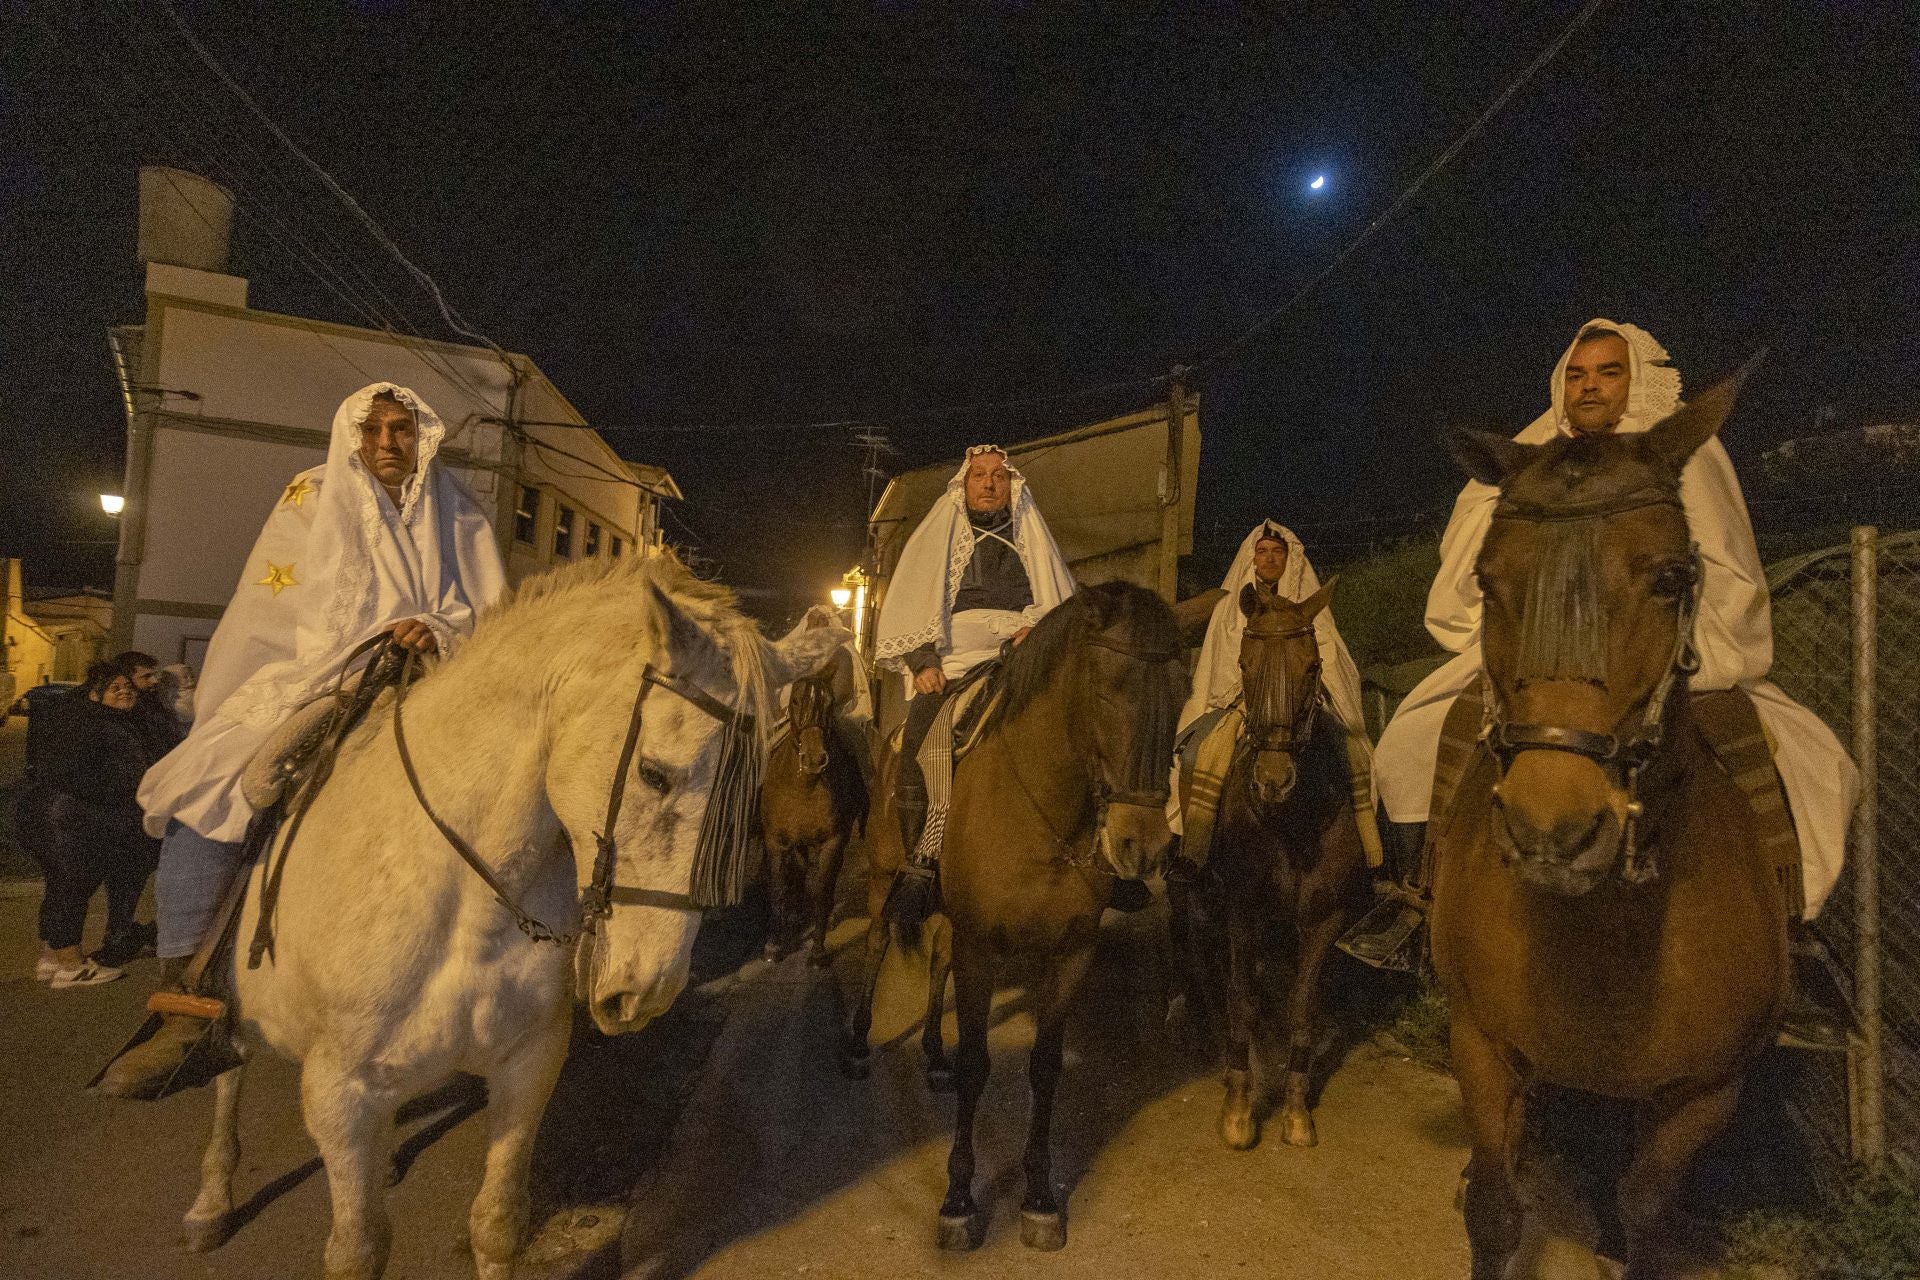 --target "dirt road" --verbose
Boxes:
[0,853,1472,1280]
